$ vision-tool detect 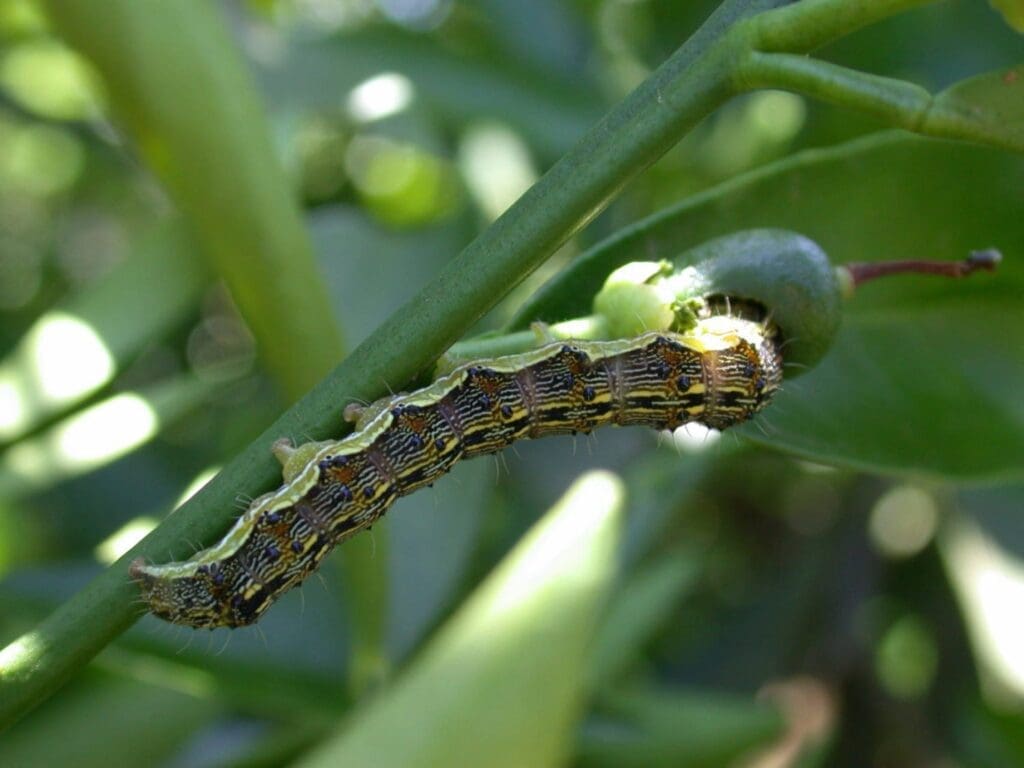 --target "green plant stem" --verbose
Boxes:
[737,53,995,145]
[746,0,939,53]
[1,0,1015,731]
[740,53,934,123]
[734,0,1024,154]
